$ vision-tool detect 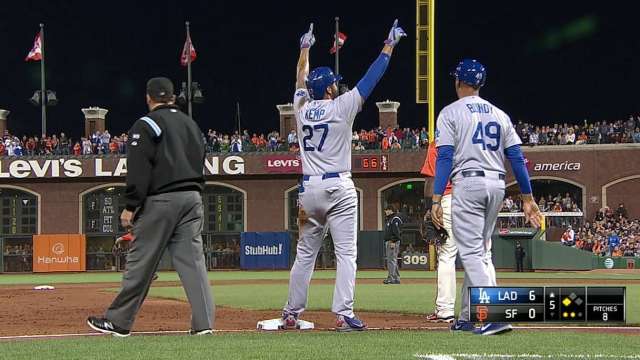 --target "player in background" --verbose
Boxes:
[422,141,456,323]
[280,20,405,332]
[431,59,542,335]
